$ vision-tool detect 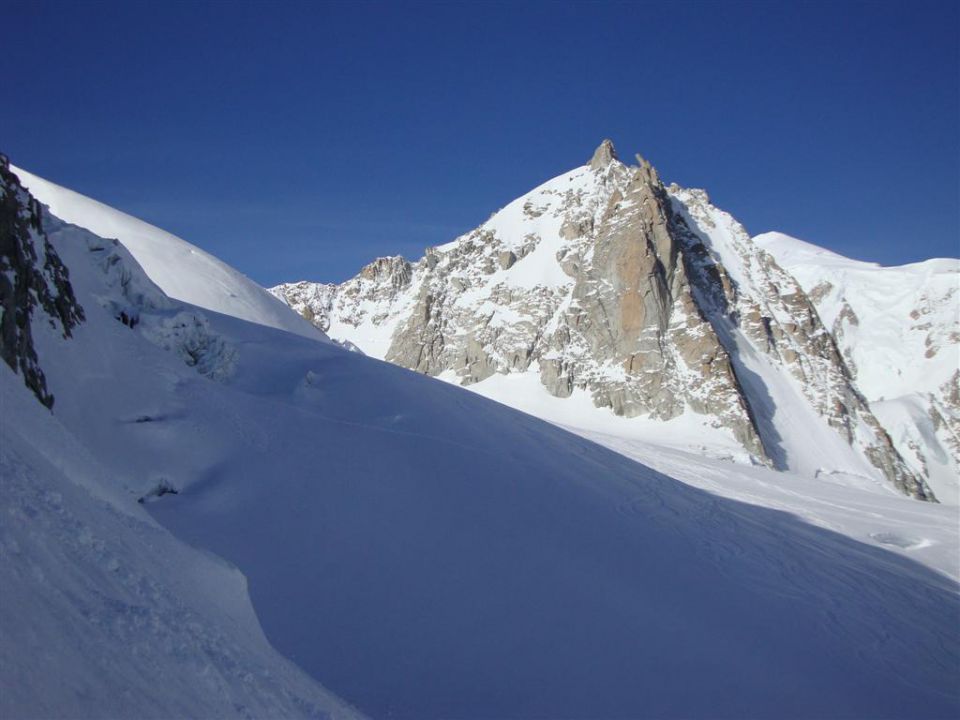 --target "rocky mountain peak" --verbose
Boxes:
[589,138,618,169]
[358,255,412,289]
[633,153,662,187]
[272,148,937,501]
